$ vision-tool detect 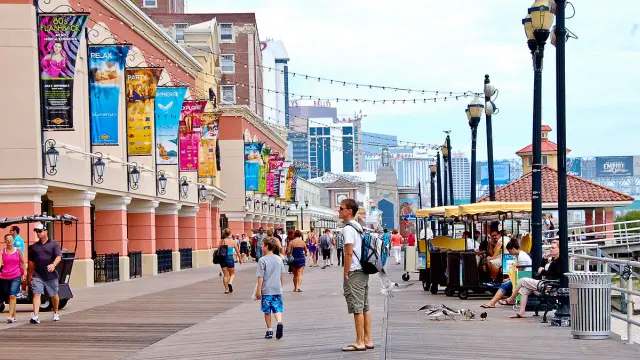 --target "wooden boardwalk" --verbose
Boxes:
[0,259,638,359]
